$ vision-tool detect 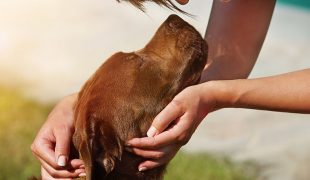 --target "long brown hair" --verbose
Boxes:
[116,0,189,15]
